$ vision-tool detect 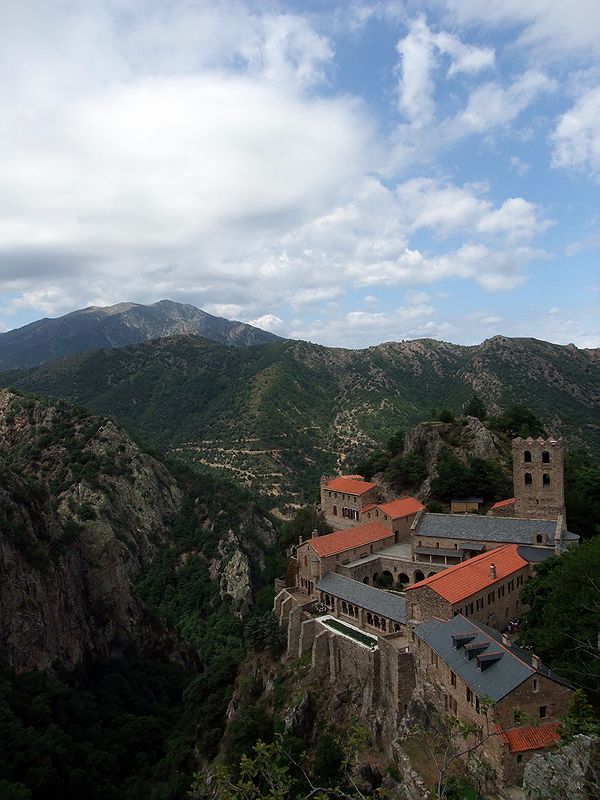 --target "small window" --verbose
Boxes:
[536,533,543,544]
[304,556,308,566]
[466,688,473,703]
[533,678,538,693]
[333,505,337,516]
[453,543,457,549]
[525,472,533,486]
[539,706,547,719]
[543,473,551,487]
[435,542,439,549]
[517,754,523,764]
[451,670,457,687]
[418,540,422,547]
[524,450,532,463]
[542,451,550,464]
